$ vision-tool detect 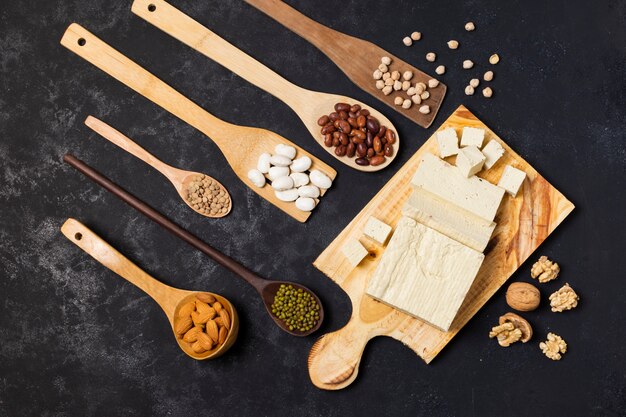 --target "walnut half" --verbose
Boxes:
[549,284,580,312]
[540,333,567,360]
[489,322,522,347]
[531,255,560,283]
